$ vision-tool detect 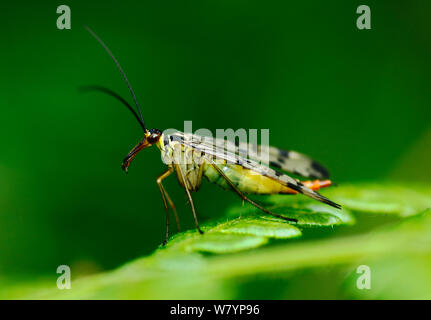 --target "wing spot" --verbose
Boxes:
[287,182,303,194]
[269,161,281,169]
[279,149,290,158]
[311,161,330,179]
